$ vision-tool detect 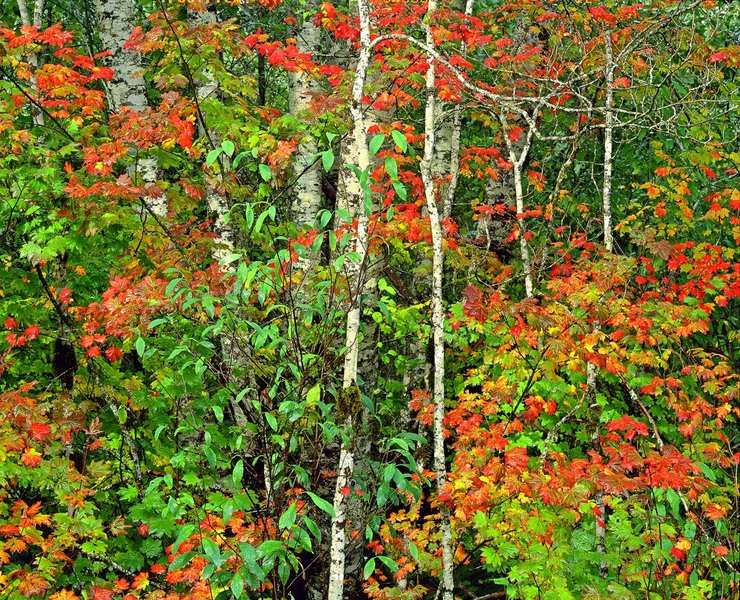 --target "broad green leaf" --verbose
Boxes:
[232,460,244,488]
[322,150,334,172]
[306,491,335,517]
[221,140,235,157]
[279,502,297,530]
[391,130,408,152]
[259,164,272,181]
[369,134,385,156]
[363,558,376,579]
